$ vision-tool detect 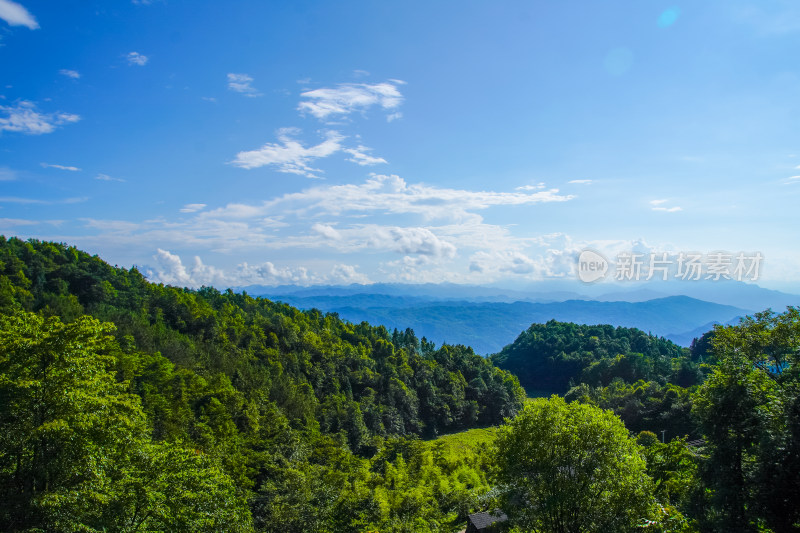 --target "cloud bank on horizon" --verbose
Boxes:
[1,1,799,291]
